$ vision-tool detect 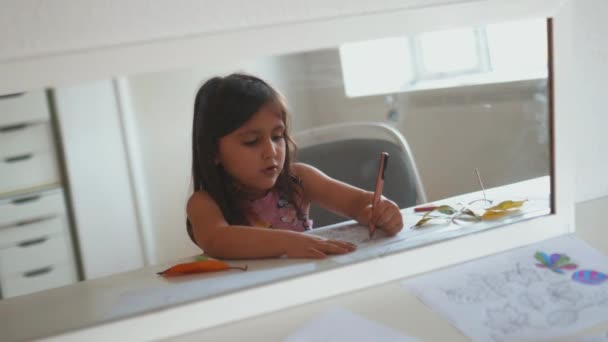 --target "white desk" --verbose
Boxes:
[0,177,555,341]
[174,195,608,342]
